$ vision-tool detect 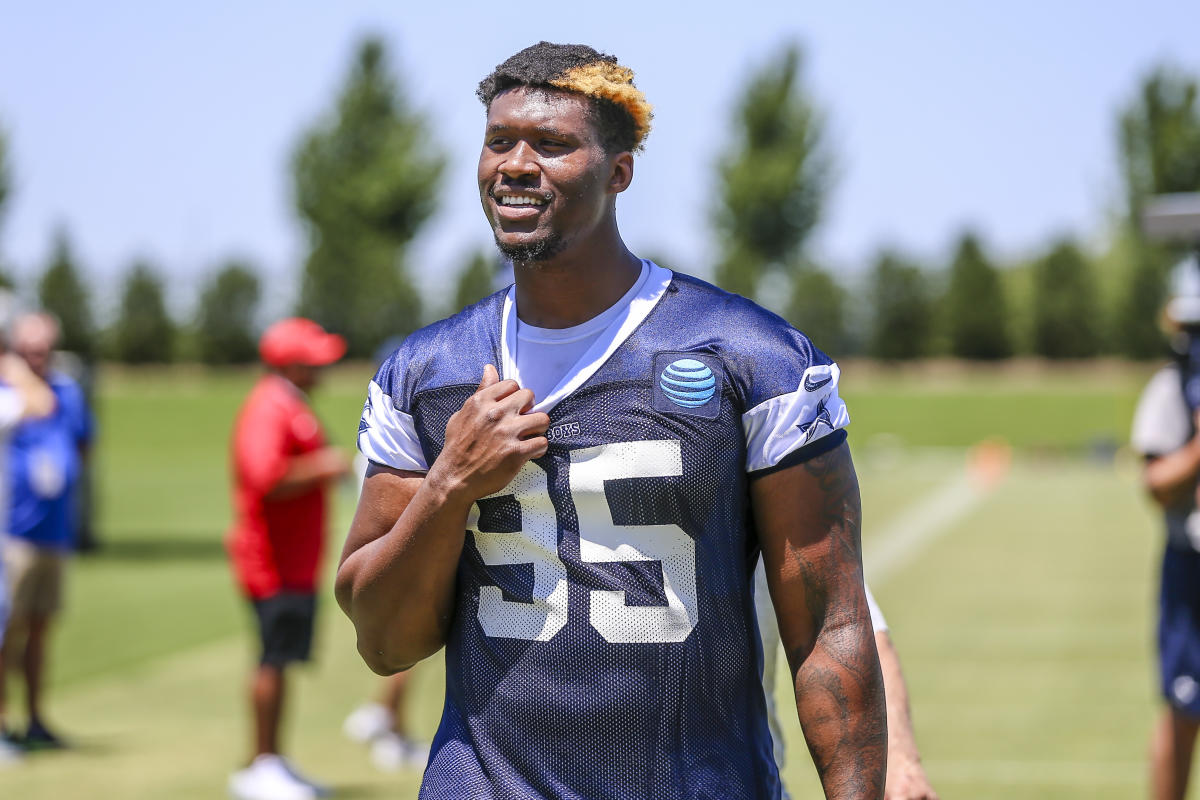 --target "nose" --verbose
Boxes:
[498,140,538,180]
